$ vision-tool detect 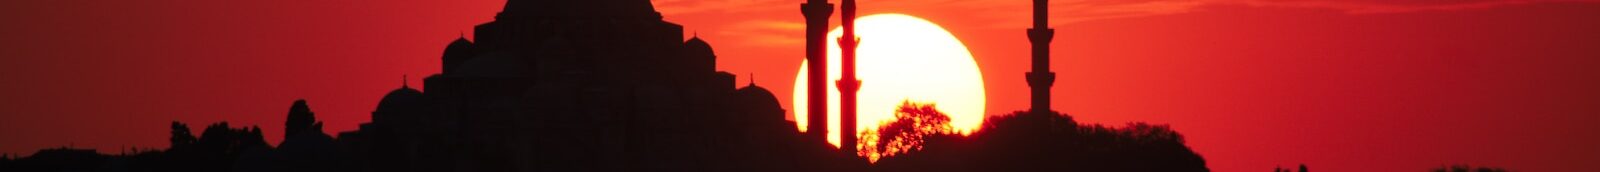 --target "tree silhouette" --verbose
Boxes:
[170,121,197,148]
[151,121,270,172]
[285,99,316,139]
[860,101,954,162]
